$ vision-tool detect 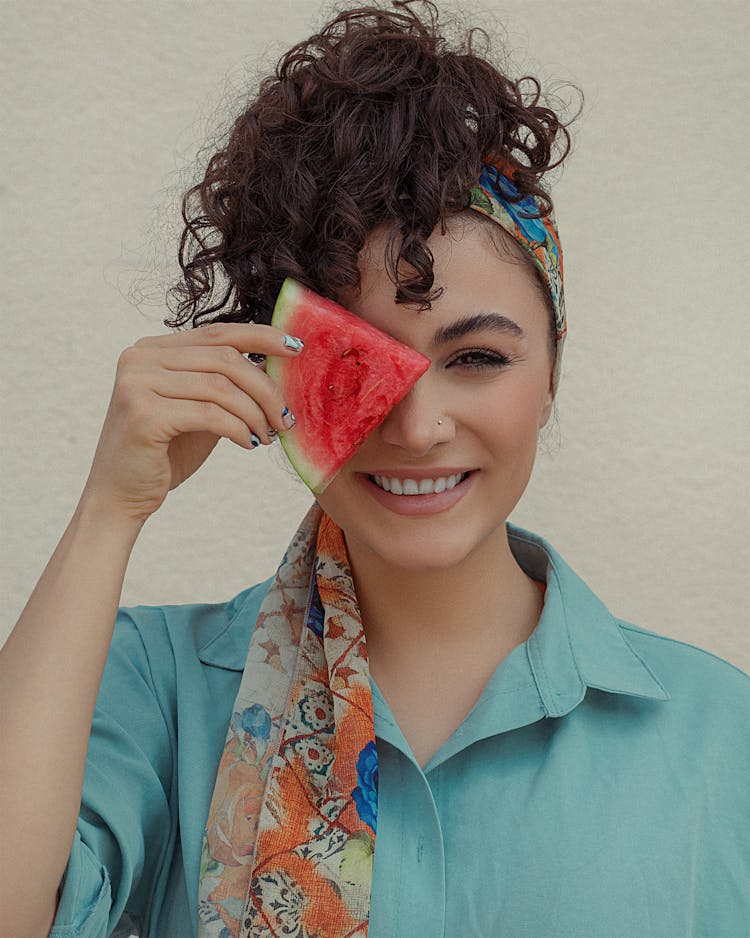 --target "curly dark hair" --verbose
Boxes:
[166,0,575,331]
